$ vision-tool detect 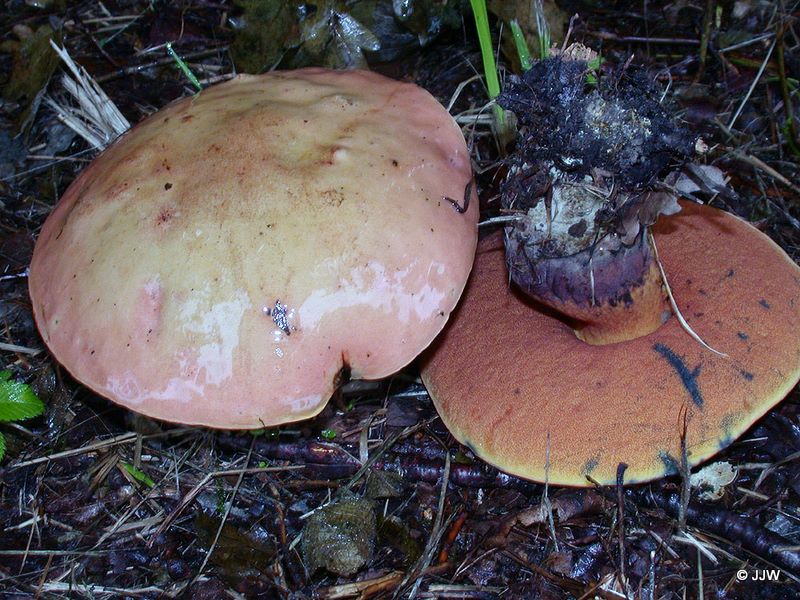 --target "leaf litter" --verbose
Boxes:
[1,1,800,598]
